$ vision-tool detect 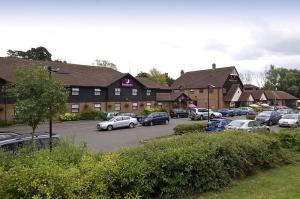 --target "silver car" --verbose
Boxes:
[97,116,138,131]
[226,119,269,132]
